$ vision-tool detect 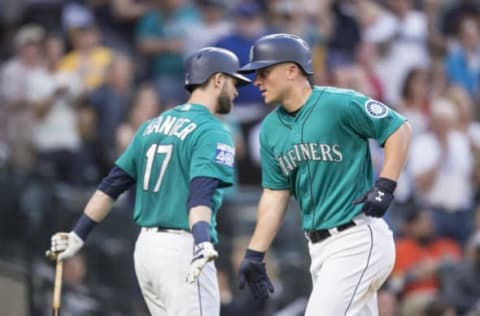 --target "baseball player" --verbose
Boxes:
[49,47,251,315]
[236,34,411,316]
